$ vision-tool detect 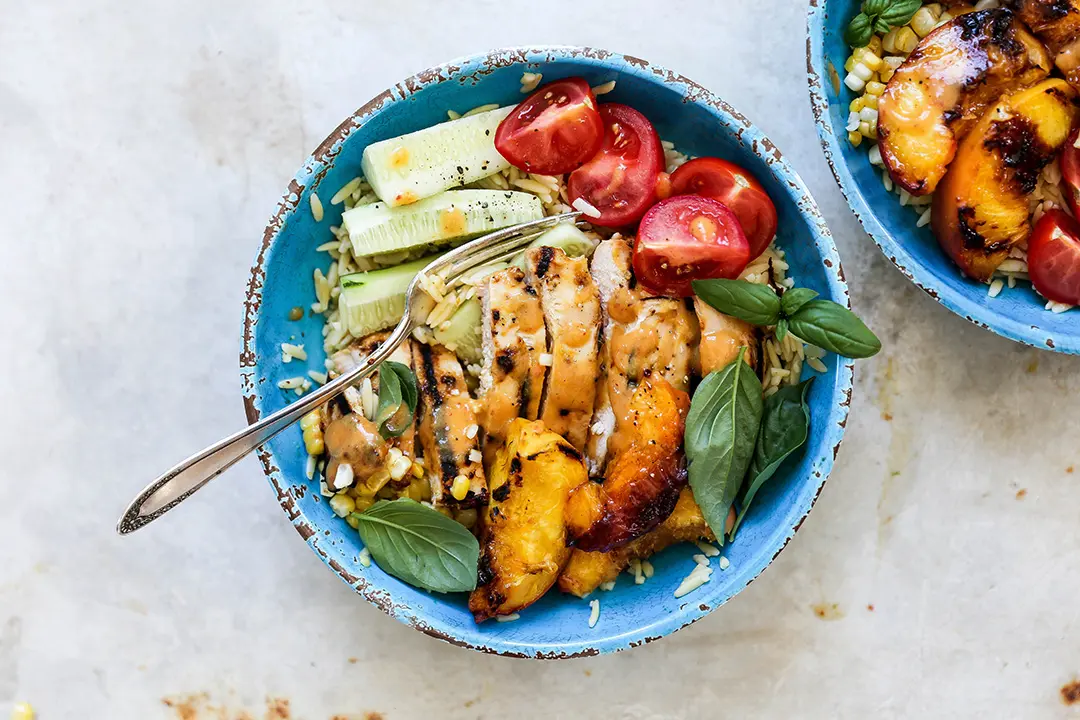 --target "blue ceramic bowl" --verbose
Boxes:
[240,47,854,657]
[808,1,1078,354]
